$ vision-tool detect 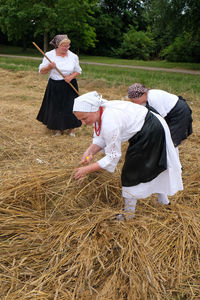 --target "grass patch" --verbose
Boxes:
[1,44,200,71]
[0,56,39,71]
[1,56,200,103]
[0,44,40,57]
[79,55,200,71]
[80,64,200,99]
